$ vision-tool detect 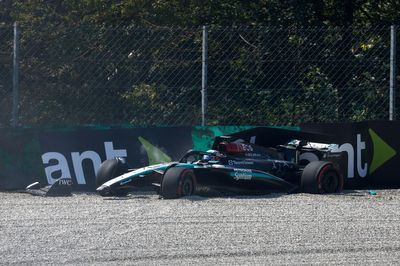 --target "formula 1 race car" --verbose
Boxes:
[96,127,345,198]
